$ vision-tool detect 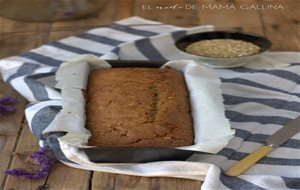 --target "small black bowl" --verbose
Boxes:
[175,31,272,68]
